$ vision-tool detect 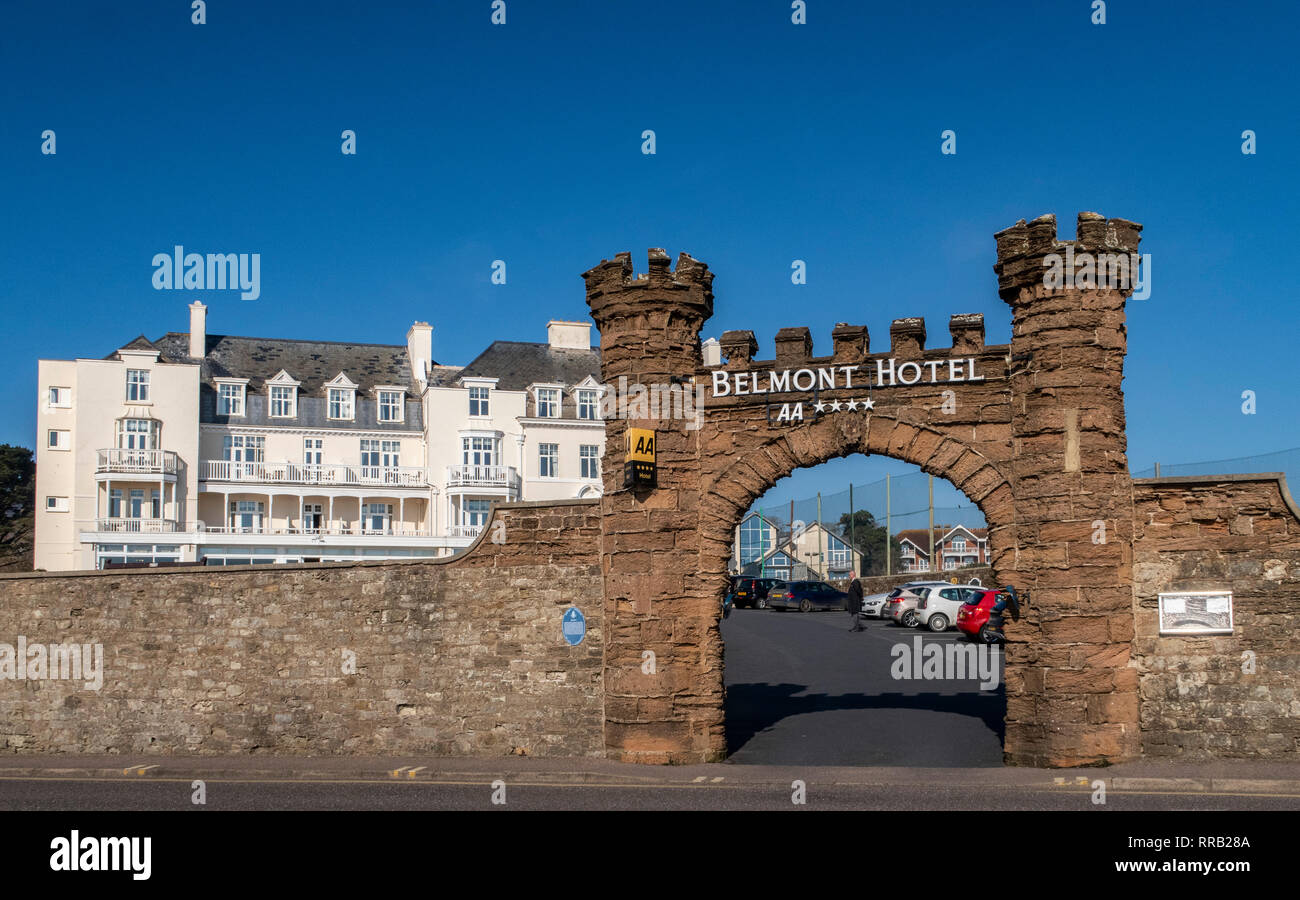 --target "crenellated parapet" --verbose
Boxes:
[889,317,926,358]
[831,323,868,361]
[948,313,985,354]
[993,212,1143,304]
[773,327,813,367]
[719,330,758,368]
[711,314,999,372]
[583,248,715,327]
